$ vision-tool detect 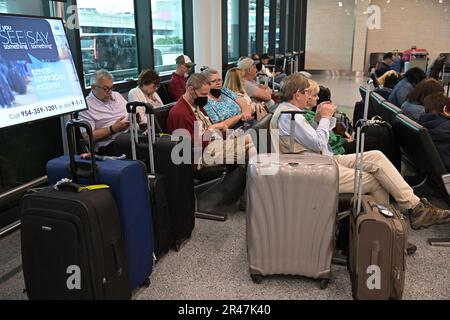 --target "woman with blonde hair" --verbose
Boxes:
[224,68,250,104]
[377,70,400,87]
[224,67,269,120]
